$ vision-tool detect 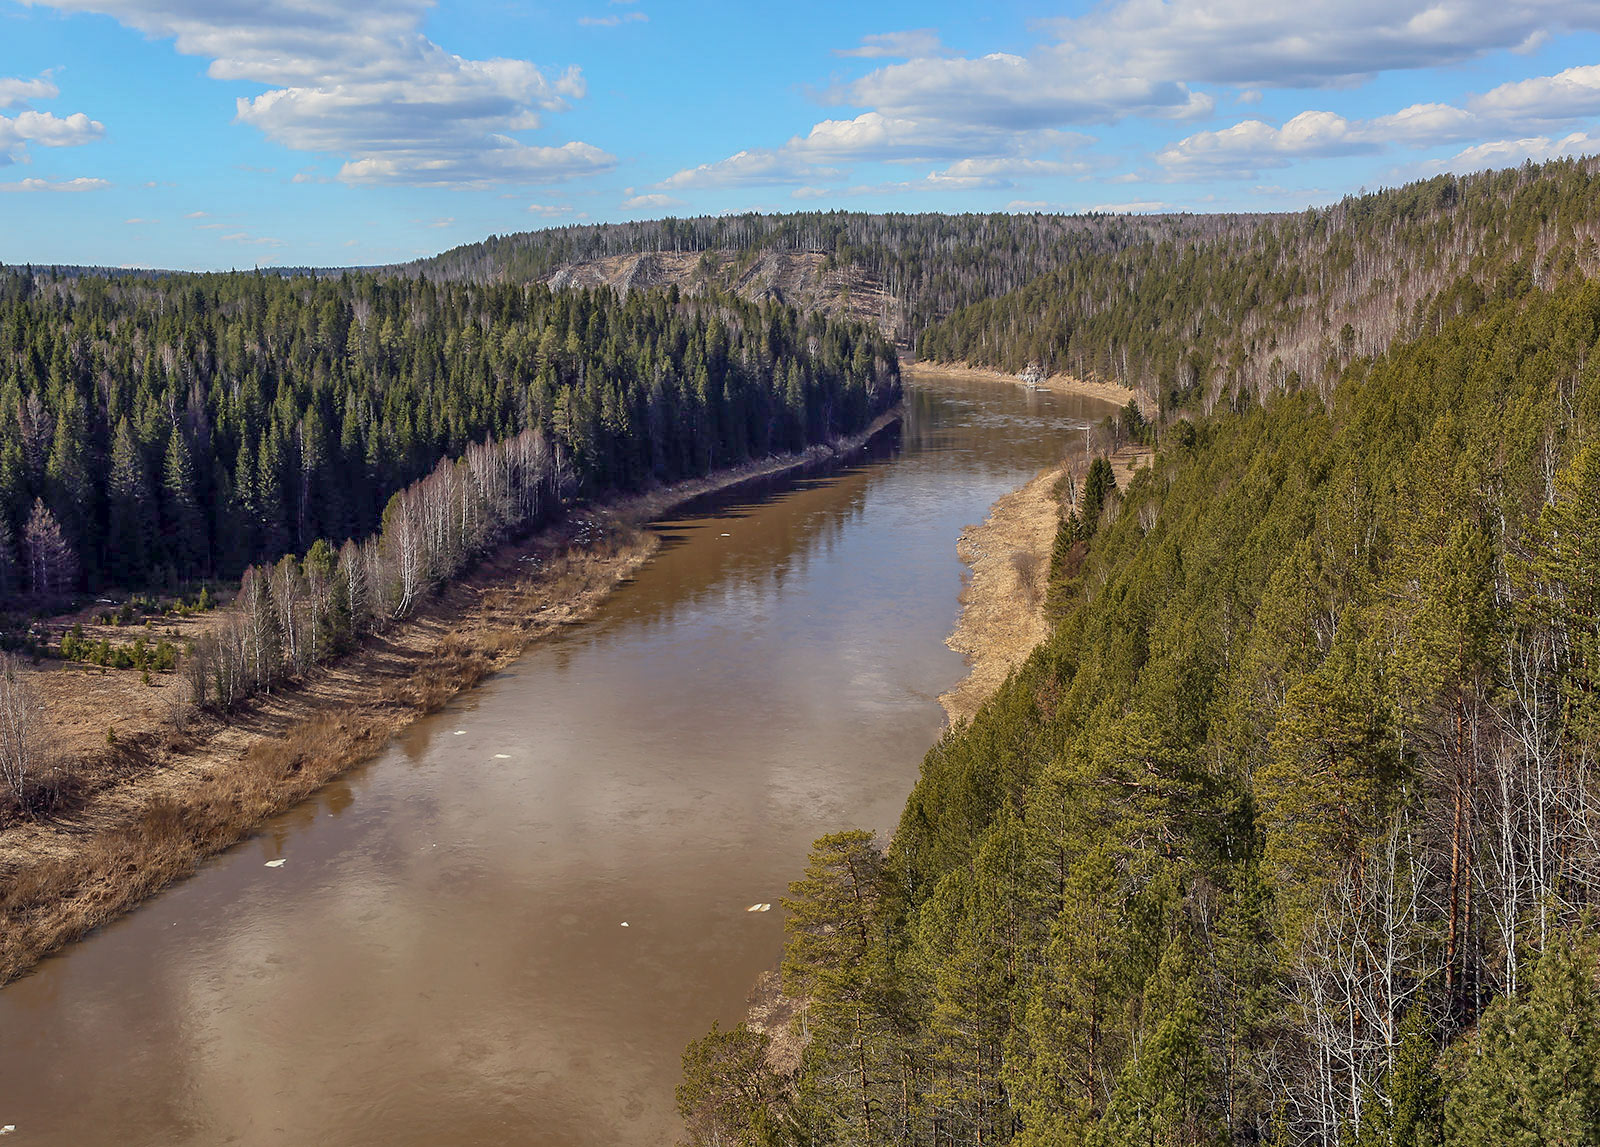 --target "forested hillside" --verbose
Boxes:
[920,158,1600,407]
[403,211,1262,345]
[0,270,897,605]
[681,238,1600,1142]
